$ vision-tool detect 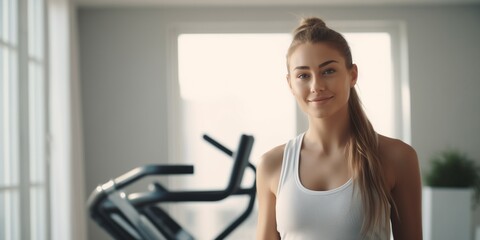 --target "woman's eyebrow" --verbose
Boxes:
[318,60,338,68]
[293,60,338,70]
